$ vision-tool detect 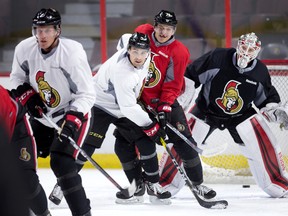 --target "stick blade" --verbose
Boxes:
[193,190,229,209]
